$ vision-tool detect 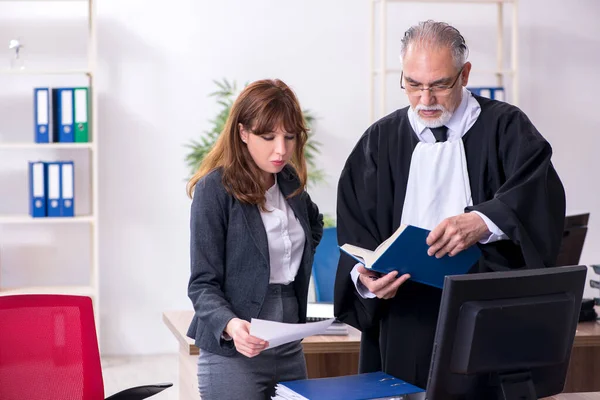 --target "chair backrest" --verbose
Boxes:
[556,213,590,267]
[0,295,104,400]
[311,227,339,302]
